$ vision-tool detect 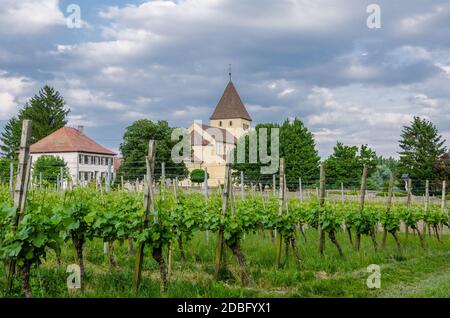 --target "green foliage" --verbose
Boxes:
[433,152,450,181]
[325,142,377,188]
[398,116,446,184]
[32,155,69,185]
[232,118,320,187]
[118,119,188,182]
[367,156,399,191]
[190,169,208,184]
[0,158,15,183]
[0,86,70,159]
